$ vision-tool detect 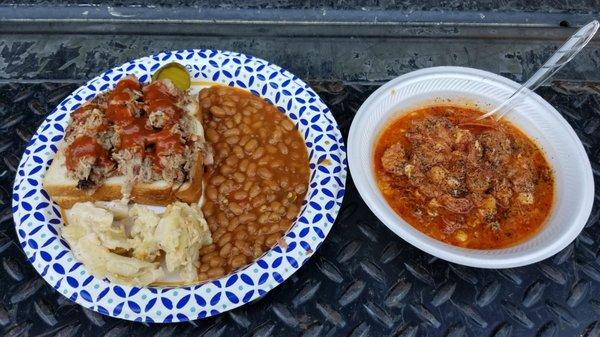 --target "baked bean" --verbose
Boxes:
[252,147,265,160]
[265,180,279,192]
[281,119,294,131]
[201,251,218,263]
[249,99,263,109]
[252,246,264,258]
[247,163,257,177]
[277,143,289,155]
[234,227,249,238]
[249,185,260,198]
[207,218,218,232]
[244,139,258,152]
[218,180,236,195]
[219,243,232,257]
[223,128,240,137]
[206,186,218,201]
[243,106,257,116]
[233,172,245,183]
[226,136,240,145]
[279,221,291,231]
[225,155,239,166]
[223,100,236,108]
[218,232,233,246]
[286,204,299,219]
[232,145,244,158]
[232,191,247,201]
[258,213,270,225]
[229,202,244,216]
[203,201,215,217]
[210,106,227,117]
[247,222,258,233]
[220,165,234,175]
[239,214,256,224]
[269,223,280,234]
[234,113,242,125]
[294,184,307,194]
[257,167,272,179]
[257,156,269,166]
[216,216,229,231]
[206,128,219,143]
[209,255,225,267]
[200,244,217,255]
[214,142,230,158]
[270,129,282,144]
[230,255,247,269]
[265,233,280,247]
[258,128,268,139]
[227,217,240,230]
[199,85,309,280]
[280,177,289,189]
[239,158,249,172]
[234,239,250,252]
[254,234,266,246]
[200,89,210,99]
[207,267,225,279]
[240,124,252,135]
